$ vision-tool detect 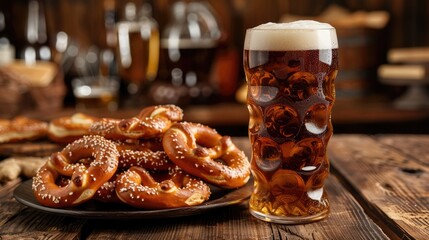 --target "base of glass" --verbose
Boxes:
[249,208,329,224]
